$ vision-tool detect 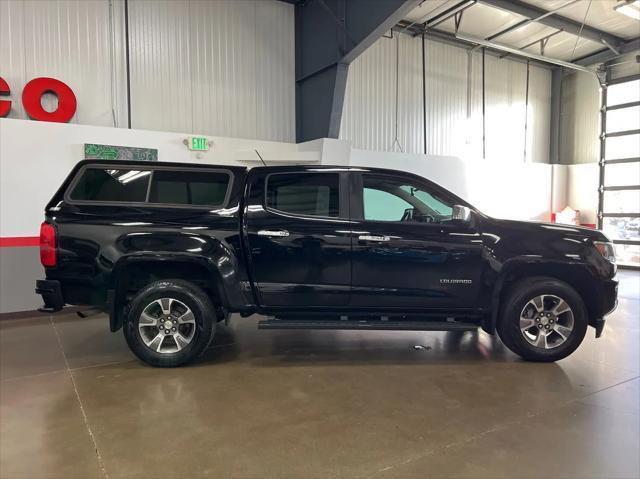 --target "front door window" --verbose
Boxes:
[363,175,454,224]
